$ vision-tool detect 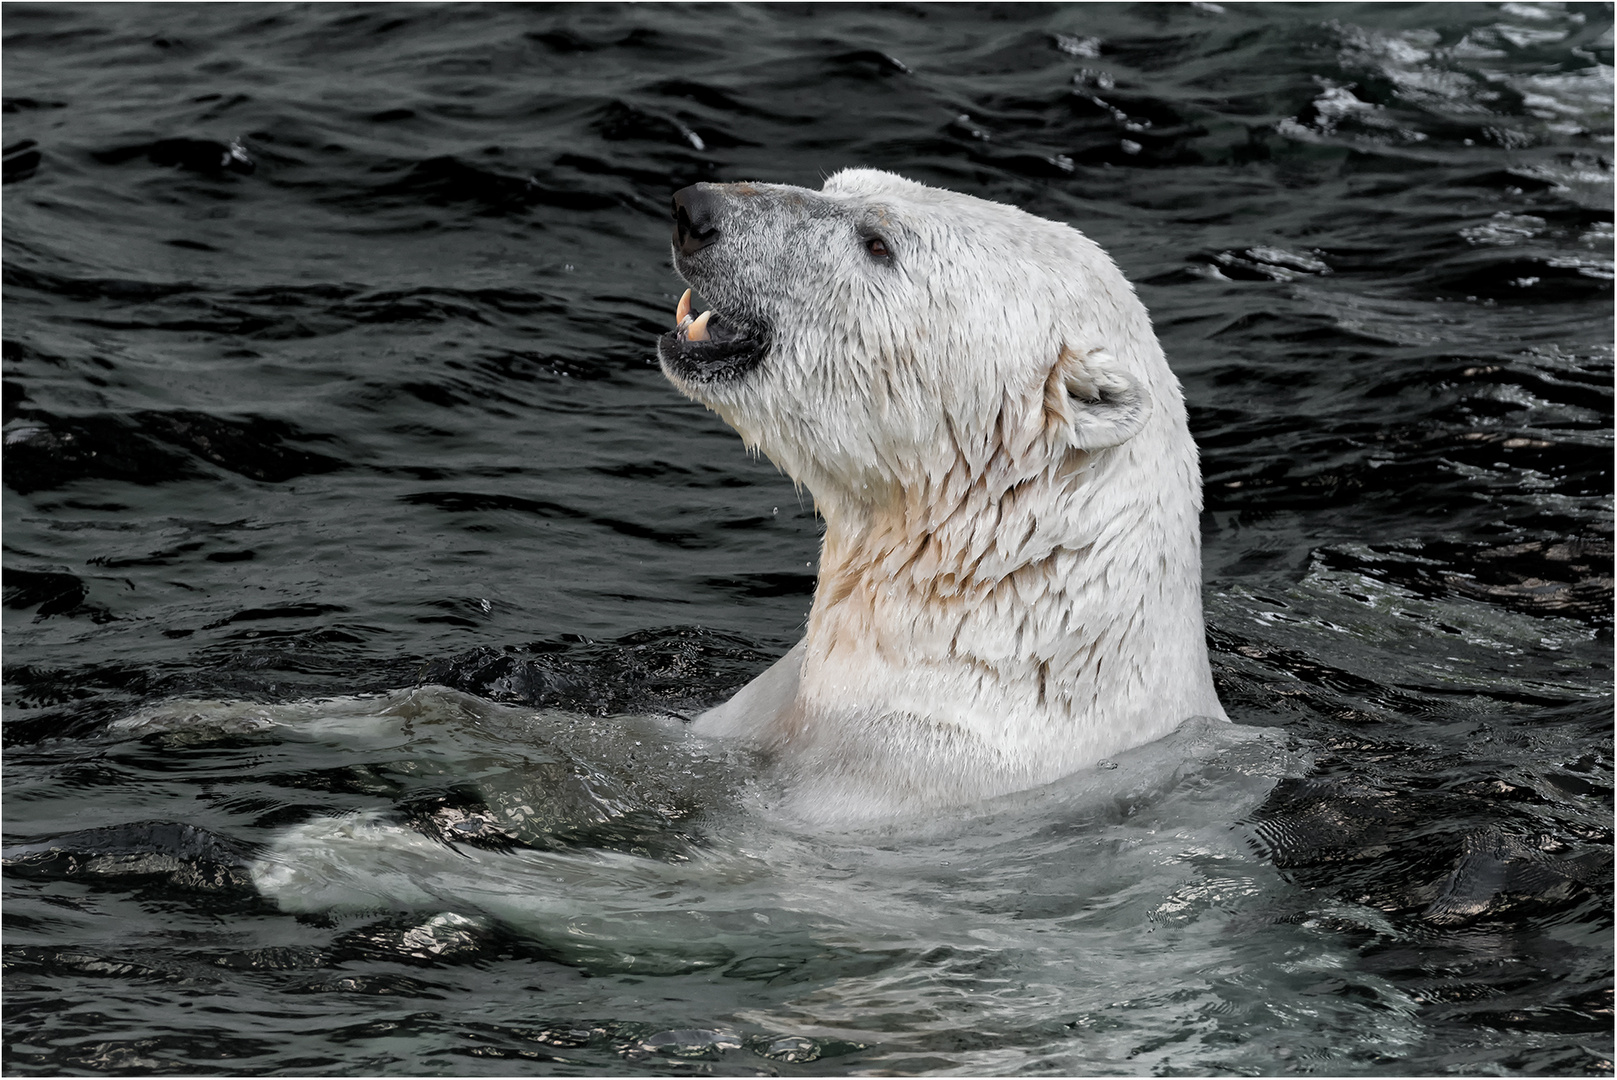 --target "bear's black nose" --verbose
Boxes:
[672,185,720,256]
